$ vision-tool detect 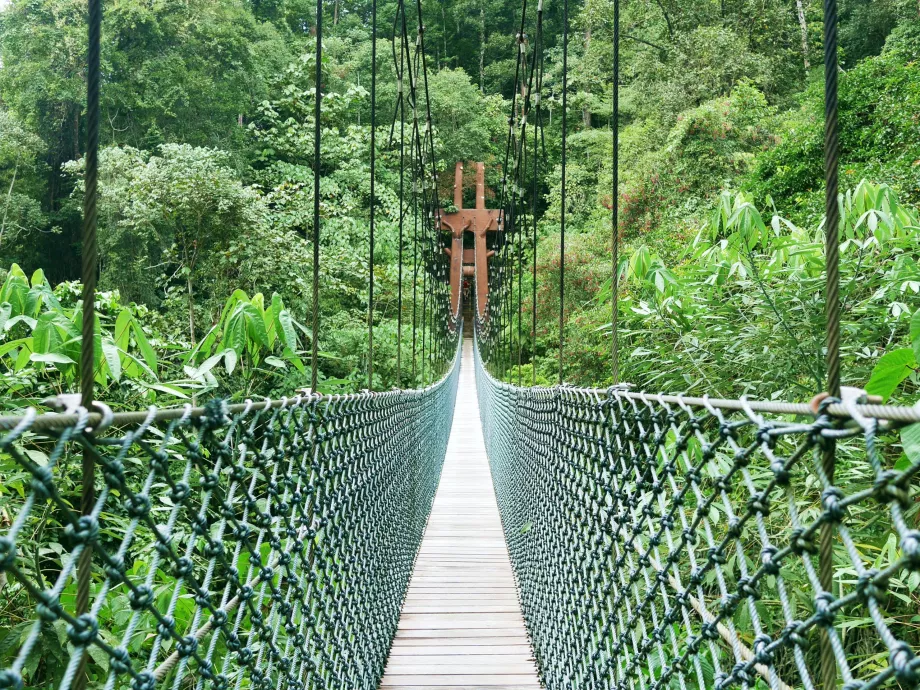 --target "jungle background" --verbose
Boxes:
[1,0,919,408]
